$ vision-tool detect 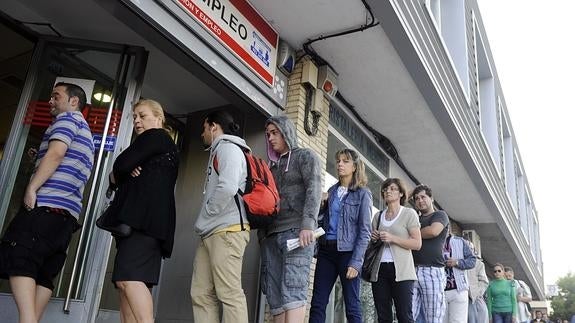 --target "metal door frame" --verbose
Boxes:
[0,34,147,322]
